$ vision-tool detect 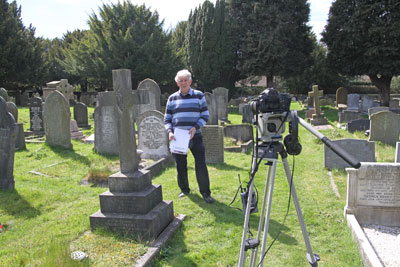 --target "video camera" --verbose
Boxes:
[251,88,291,114]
